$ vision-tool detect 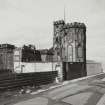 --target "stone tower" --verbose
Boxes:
[53,20,65,61]
[53,21,86,63]
[53,20,87,80]
[62,22,86,63]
